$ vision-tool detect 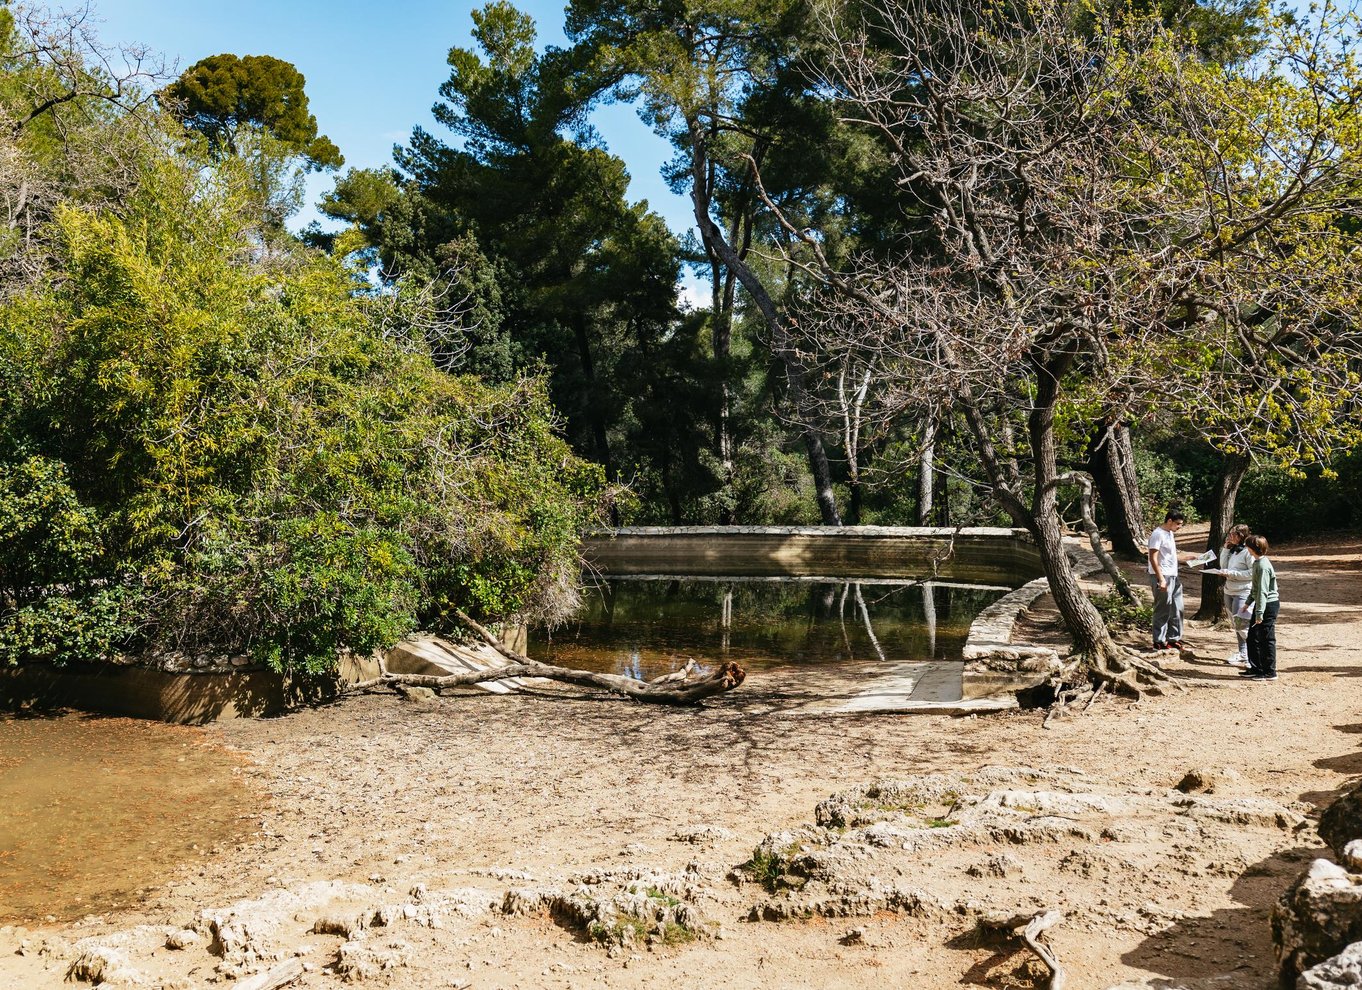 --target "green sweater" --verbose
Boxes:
[1251,556,1279,621]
